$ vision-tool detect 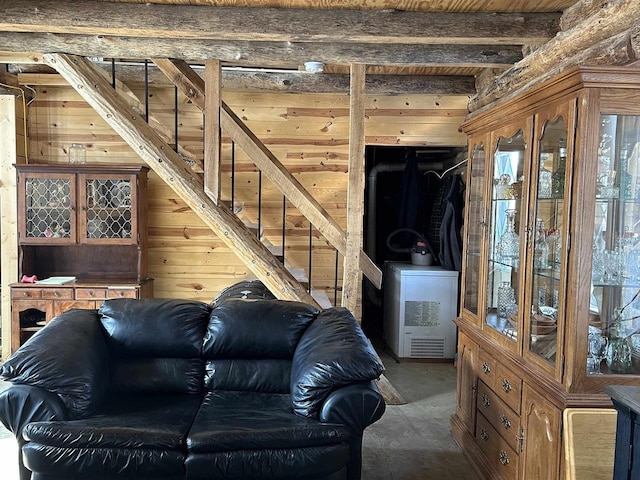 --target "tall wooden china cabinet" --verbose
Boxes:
[10,164,153,352]
[452,67,640,479]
